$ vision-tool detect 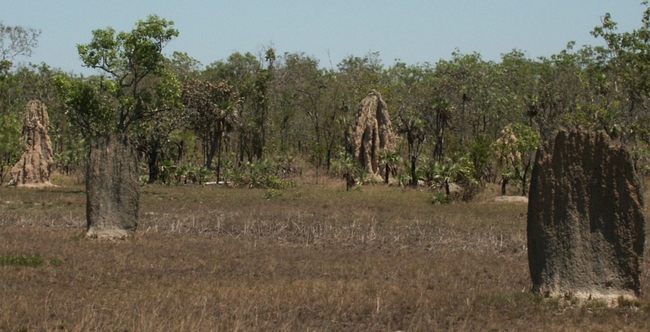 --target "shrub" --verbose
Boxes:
[264,188,283,199]
[431,192,451,205]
